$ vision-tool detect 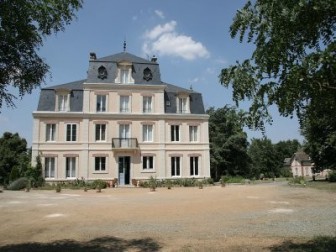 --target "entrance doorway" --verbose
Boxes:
[118,156,130,185]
